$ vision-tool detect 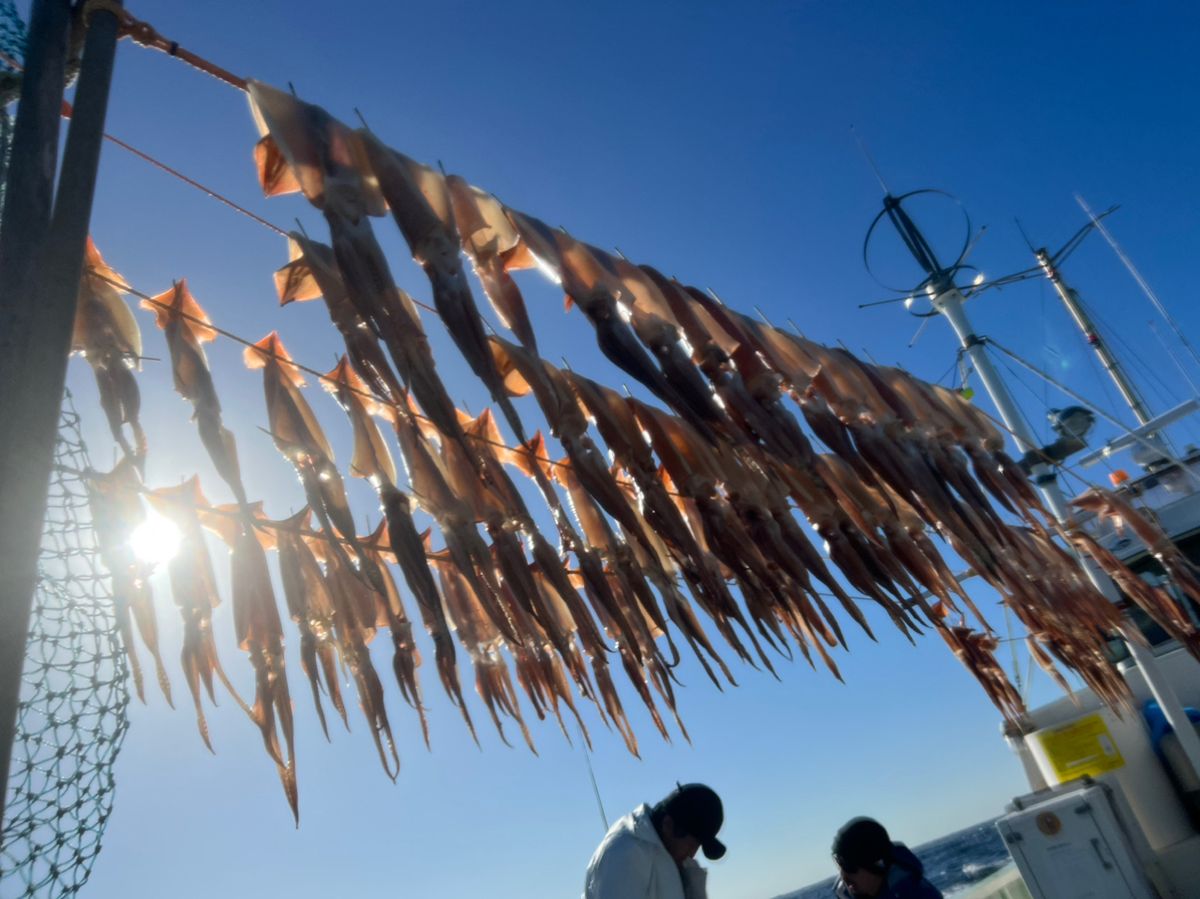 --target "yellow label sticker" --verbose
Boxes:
[1036,713,1126,781]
